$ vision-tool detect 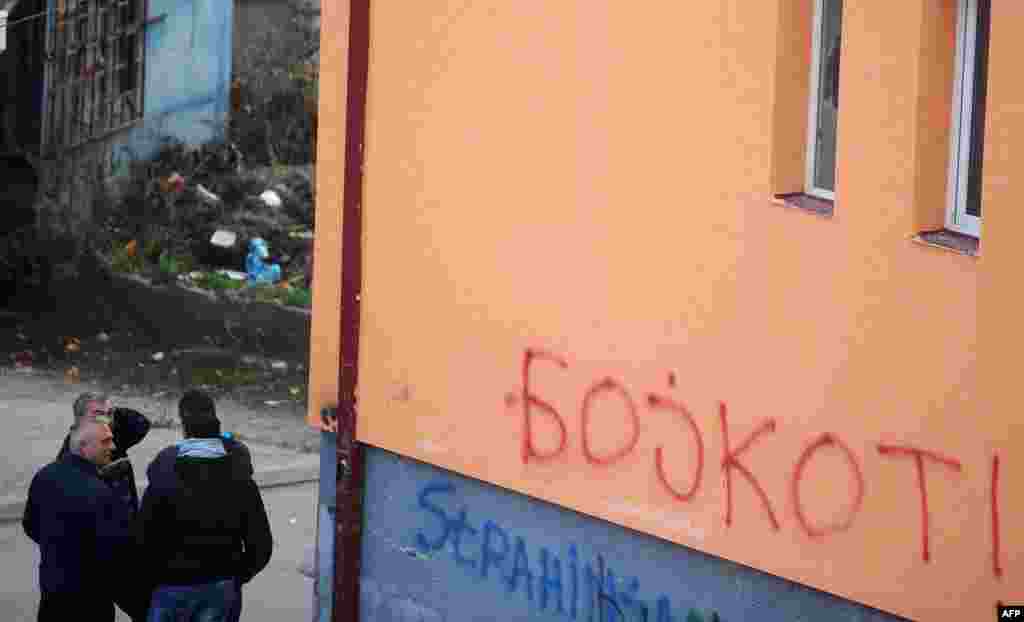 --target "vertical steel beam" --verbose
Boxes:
[333,0,370,620]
